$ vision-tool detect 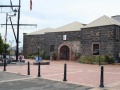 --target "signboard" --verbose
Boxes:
[35,57,42,62]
